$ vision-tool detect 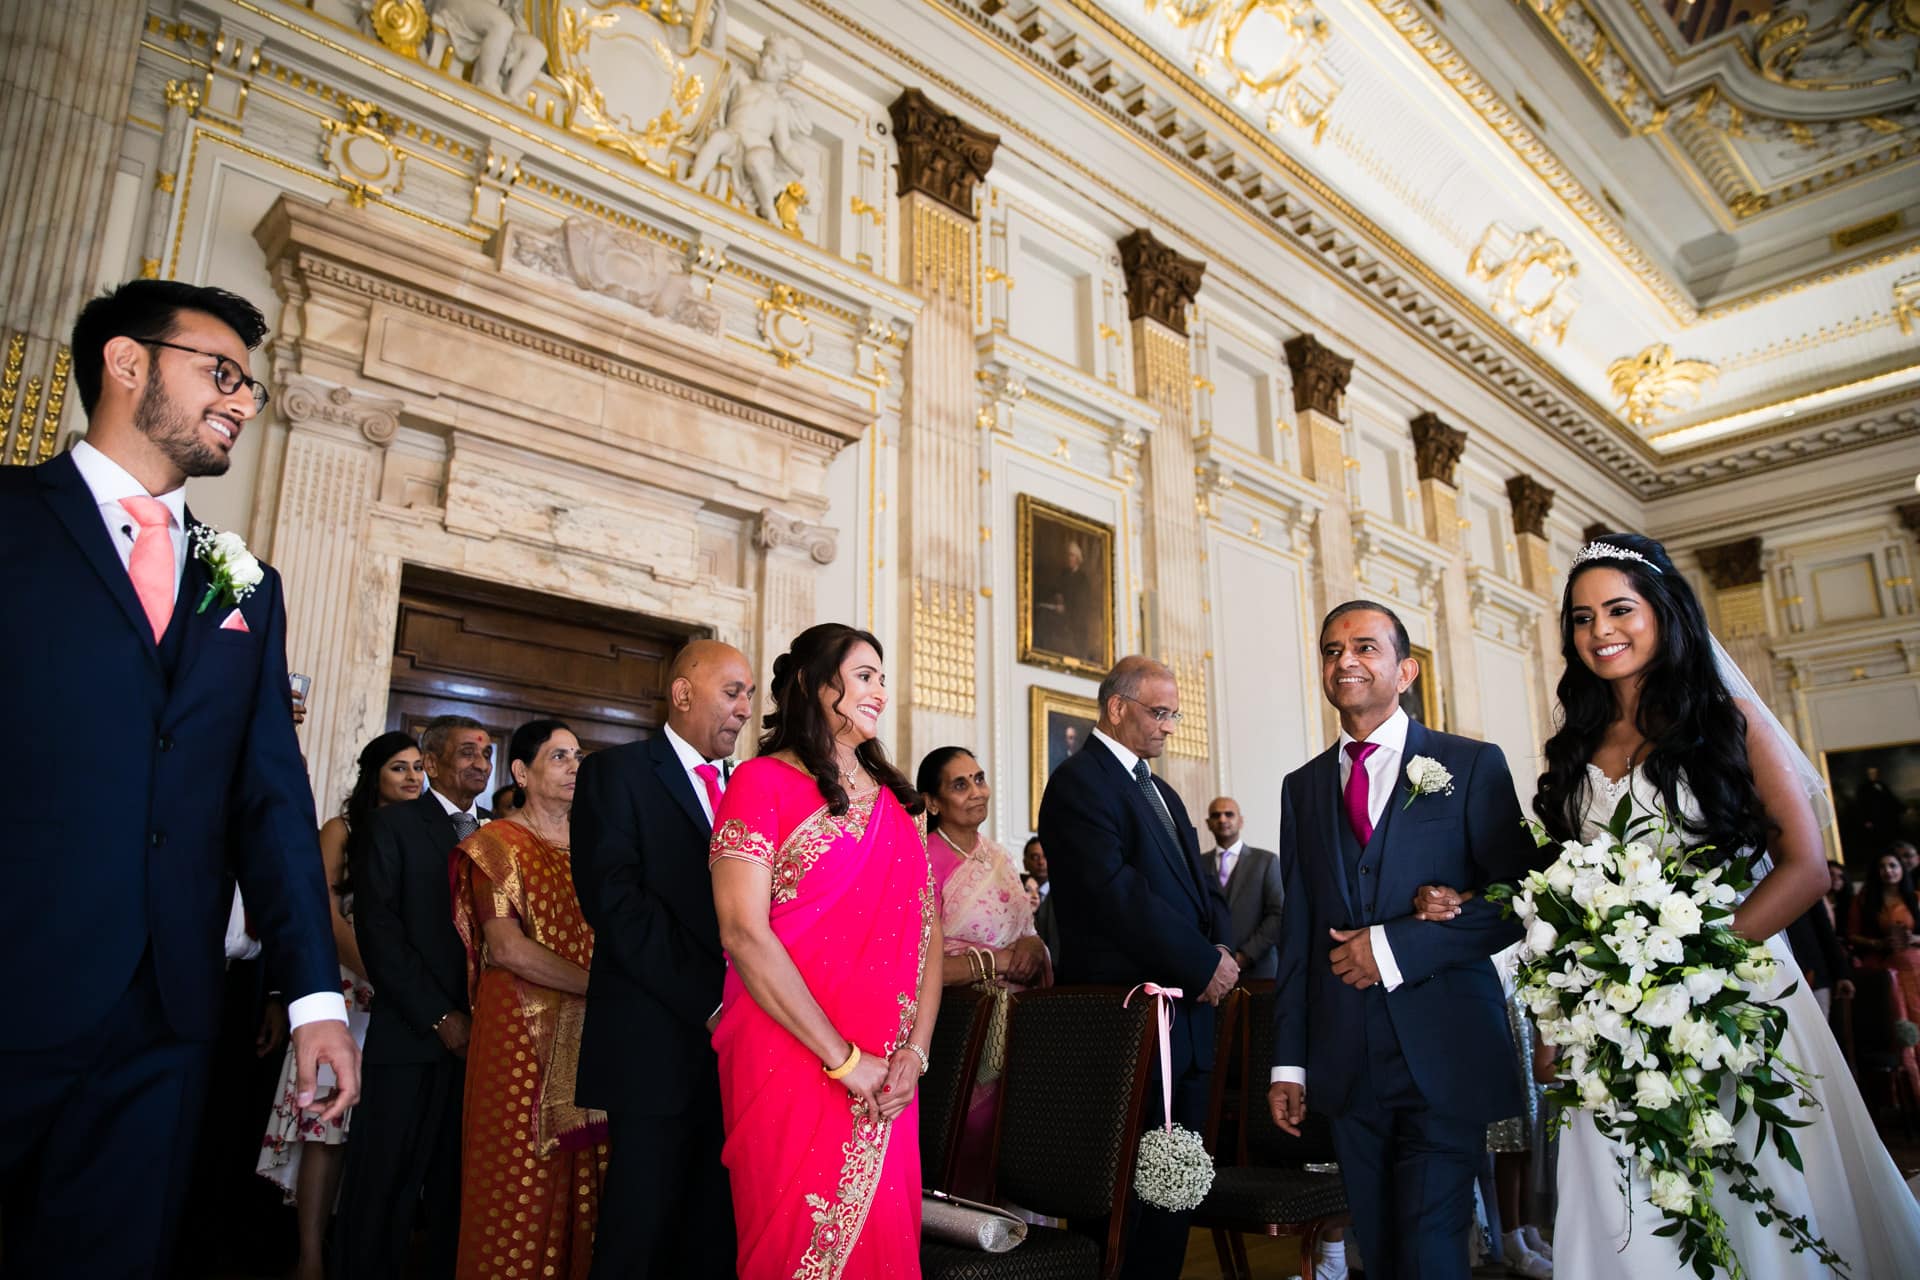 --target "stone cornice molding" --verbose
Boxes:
[254,197,874,453]
[888,88,1000,218]
[1695,536,1765,590]
[1117,229,1206,336]
[1506,473,1556,538]
[1283,334,1353,418]
[1409,411,1466,486]
[754,508,839,564]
